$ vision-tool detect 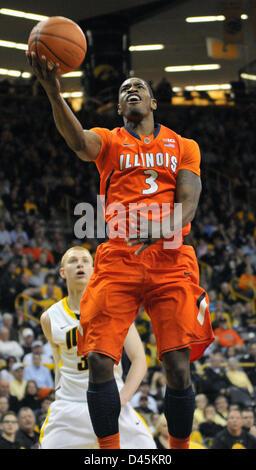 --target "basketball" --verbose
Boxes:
[28,16,87,75]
